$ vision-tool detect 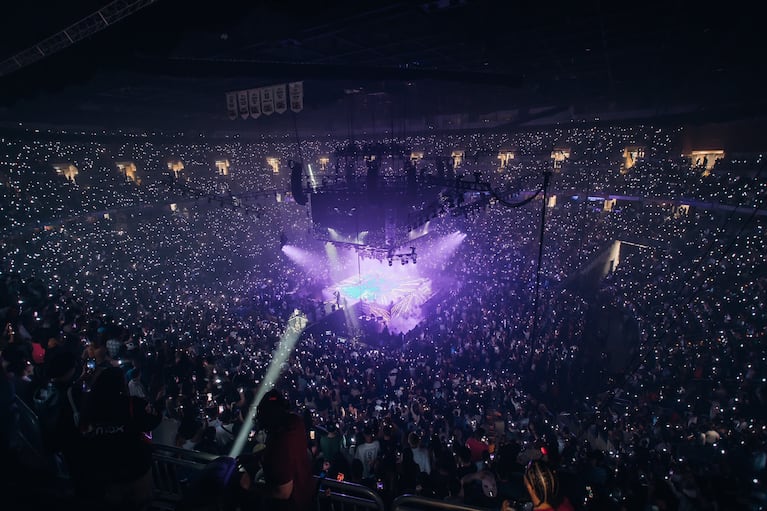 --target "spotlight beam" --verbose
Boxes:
[228,310,308,457]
